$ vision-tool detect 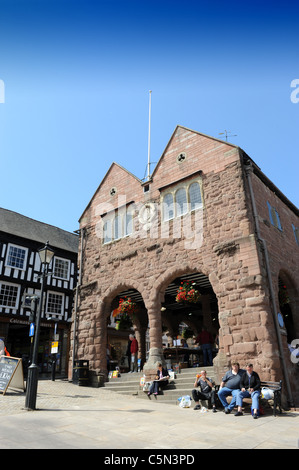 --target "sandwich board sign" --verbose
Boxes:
[0,356,25,395]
